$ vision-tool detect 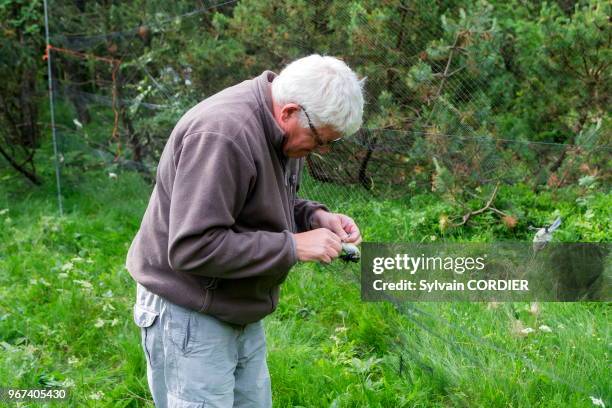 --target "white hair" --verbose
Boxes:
[271,54,365,136]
